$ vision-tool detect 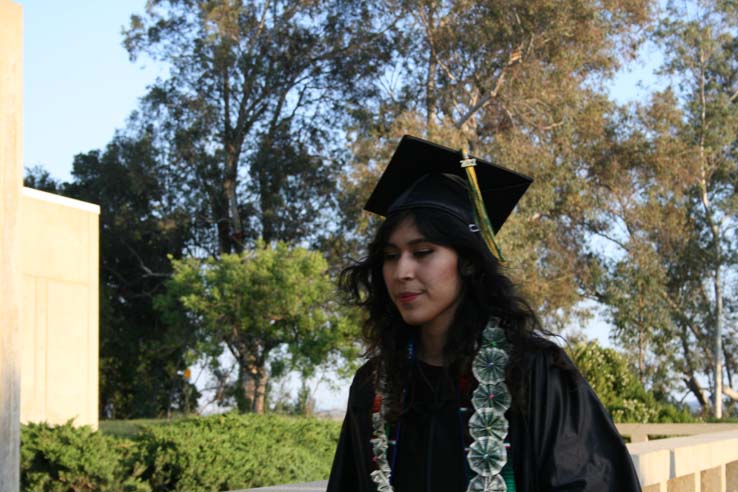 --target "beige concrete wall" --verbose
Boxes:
[1,1,23,490]
[20,187,100,429]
